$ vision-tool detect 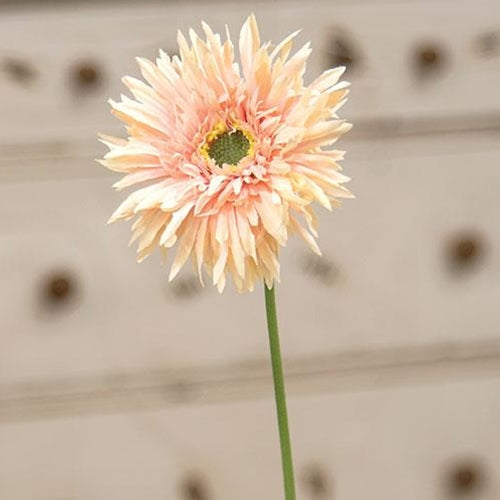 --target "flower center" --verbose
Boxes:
[201,123,254,169]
